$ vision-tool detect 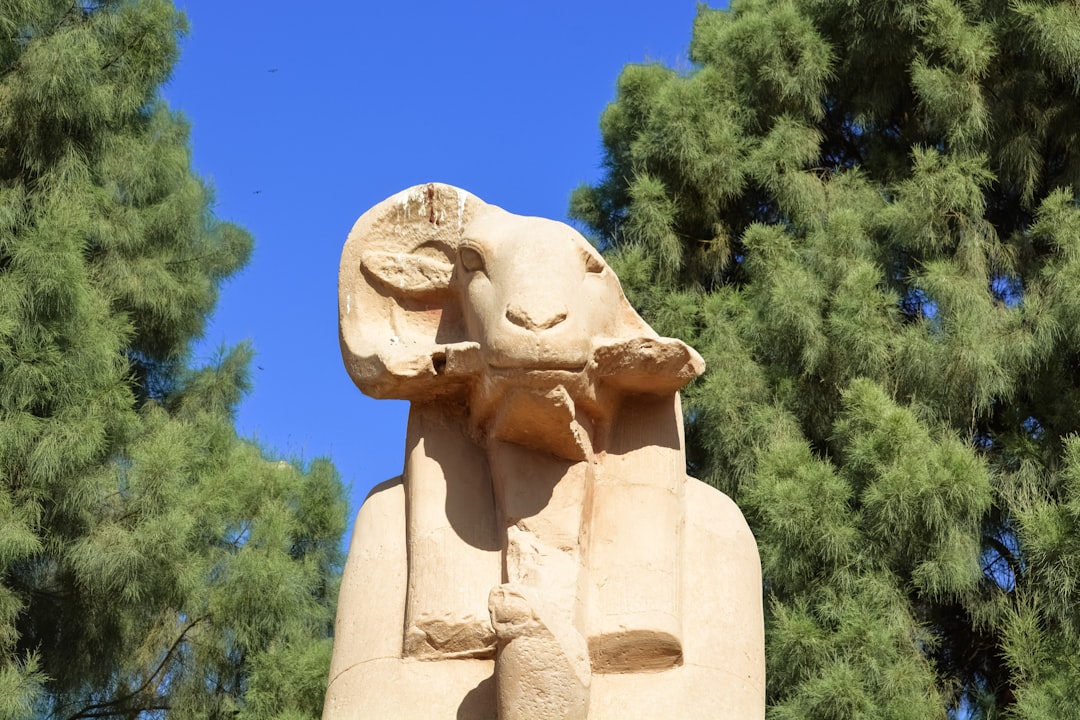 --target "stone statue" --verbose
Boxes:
[324,184,764,719]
